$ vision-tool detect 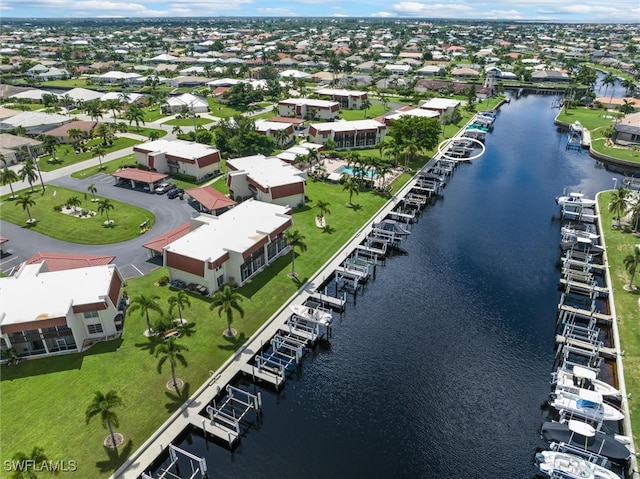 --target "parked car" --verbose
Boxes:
[167,188,184,199]
[155,182,175,194]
